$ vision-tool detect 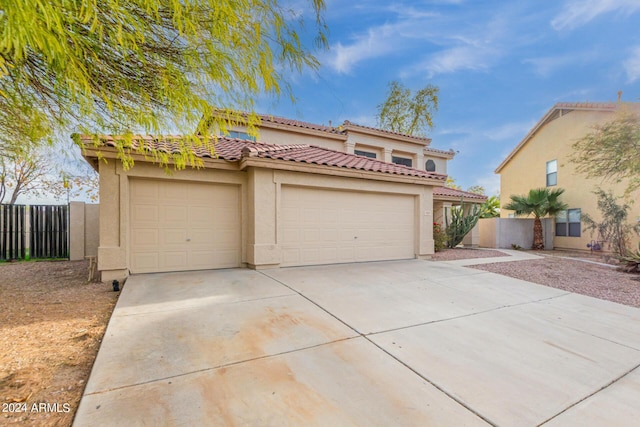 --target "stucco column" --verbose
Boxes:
[383,148,392,163]
[247,168,281,268]
[97,161,128,282]
[344,141,355,154]
[417,186,435,257]
[69,201,85,261]
[417,153,424,171]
